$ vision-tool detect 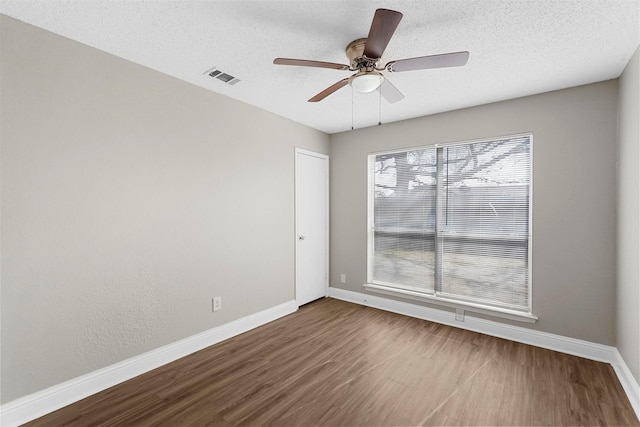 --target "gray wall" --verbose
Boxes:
[330,80,618,346]
[617,46,640,384]
[0,16,329,403]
